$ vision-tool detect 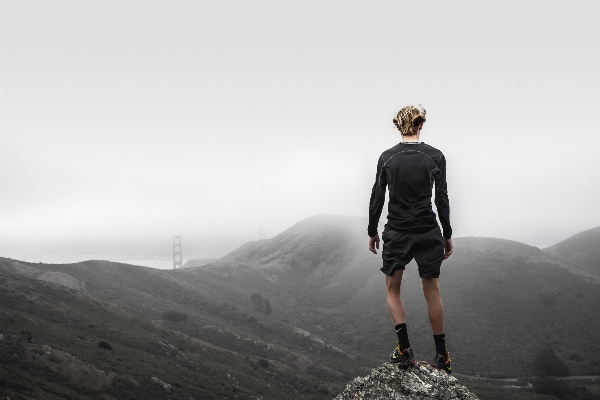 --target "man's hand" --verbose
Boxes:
[369,234,380,254]
[443,237,453,260]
